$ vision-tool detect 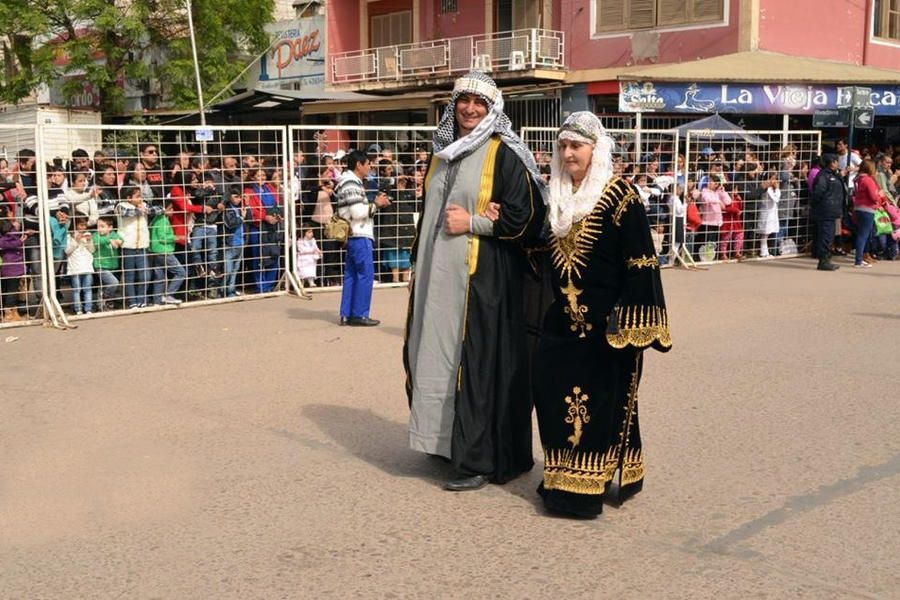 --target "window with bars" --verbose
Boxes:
[440,0,458,14]
[874,0,900,41]
[595,0,724,33]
